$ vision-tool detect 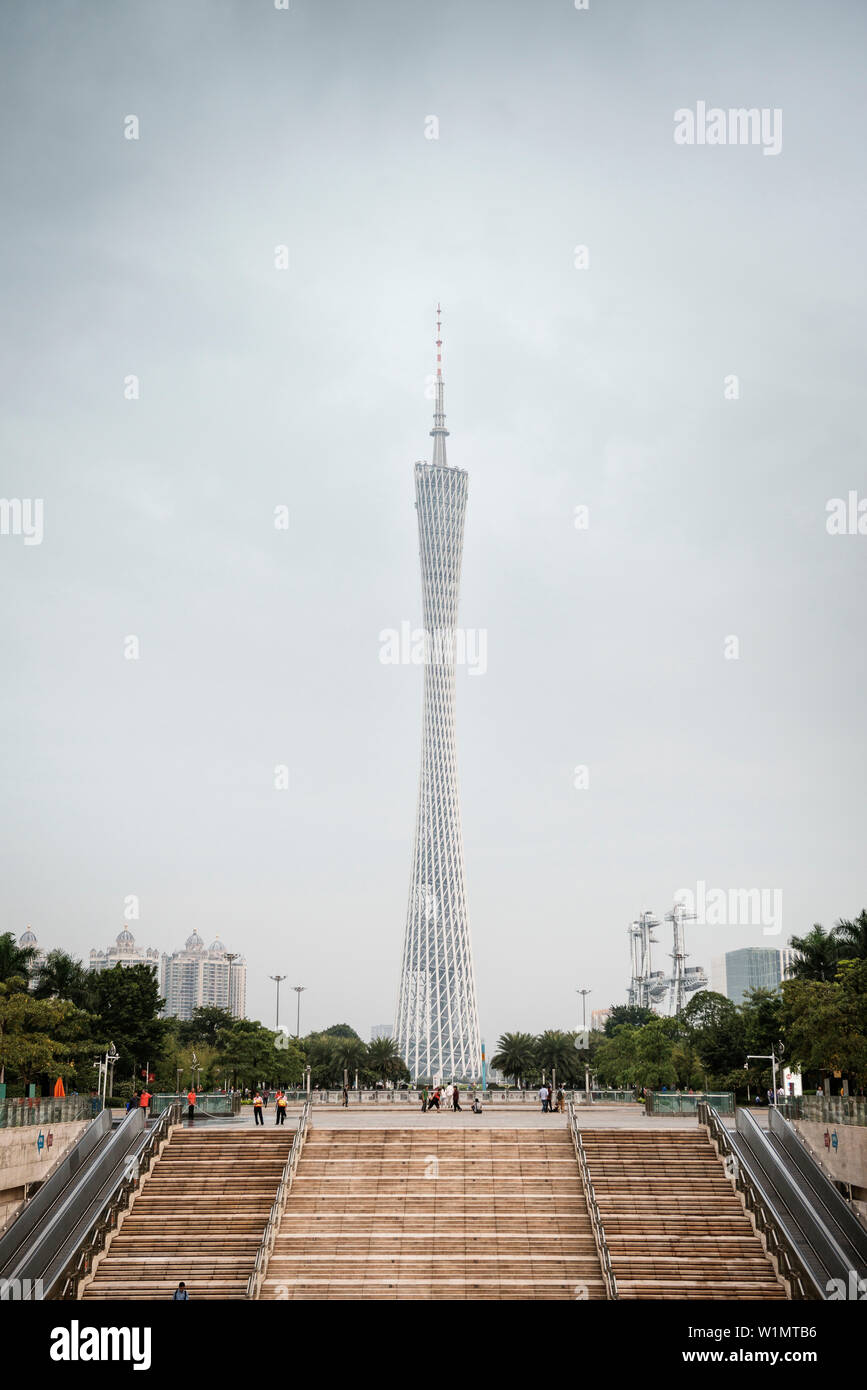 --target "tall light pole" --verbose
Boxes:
[226,952,238,1019]
[292,985,306,1039]
[577,989,592,1104]
[269,975,286,1031]
[576,988,591,1032]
